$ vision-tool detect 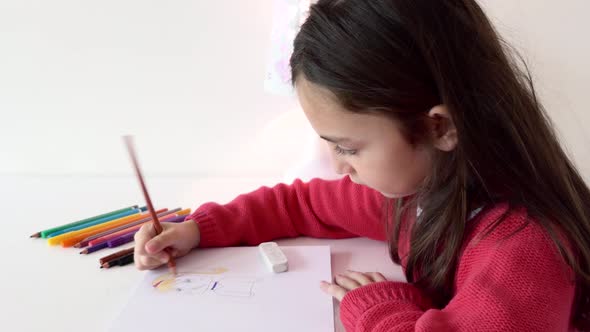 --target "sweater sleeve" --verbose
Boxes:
[339,215,576,331]
[186,177,386,247]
